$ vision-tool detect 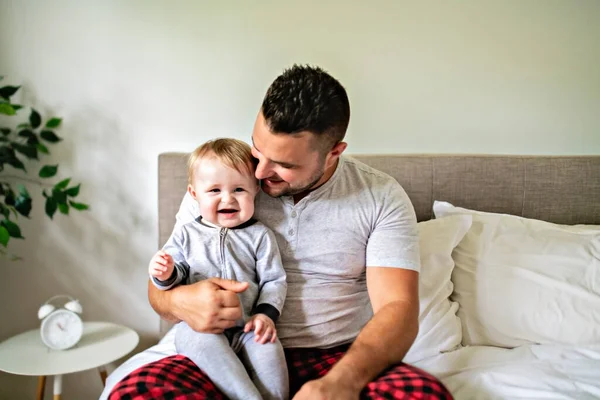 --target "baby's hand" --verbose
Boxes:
[149,250,174,281]
[244,314,277,344]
